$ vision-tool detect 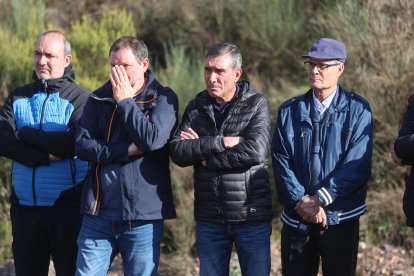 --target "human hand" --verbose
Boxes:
[180,128,199,140]
[295,196,326,226]
[223,136,244,148]
[128,143,144,156]
[390,149,402,166]
[110,65,140,103]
